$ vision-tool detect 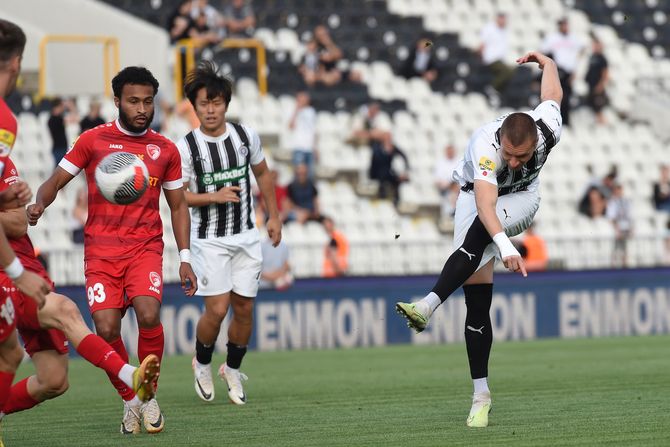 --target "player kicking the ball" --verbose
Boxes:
[177,62,281,405]
[28,67,198,434]
[396,51,563,428]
